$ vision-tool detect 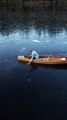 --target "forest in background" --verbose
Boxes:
[0,0,67,11]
